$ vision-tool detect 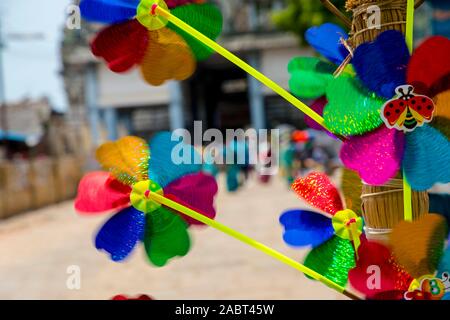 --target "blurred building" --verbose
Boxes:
[62,0,312,144]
